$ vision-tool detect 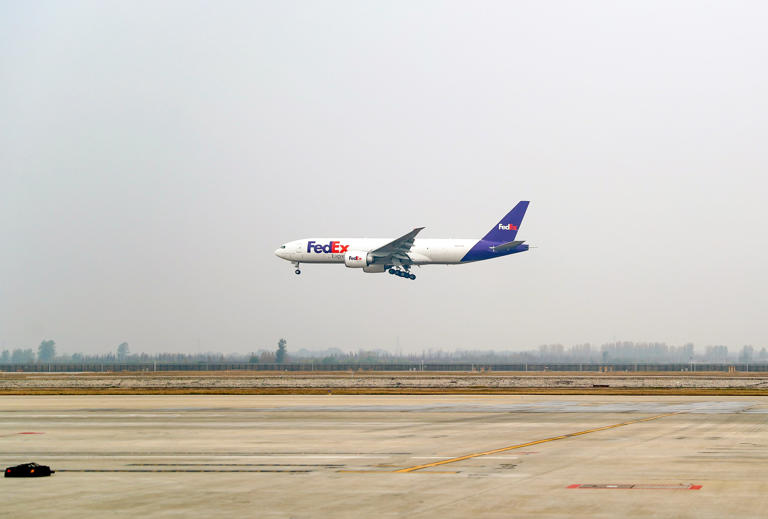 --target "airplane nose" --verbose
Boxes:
[275,248,287,259]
